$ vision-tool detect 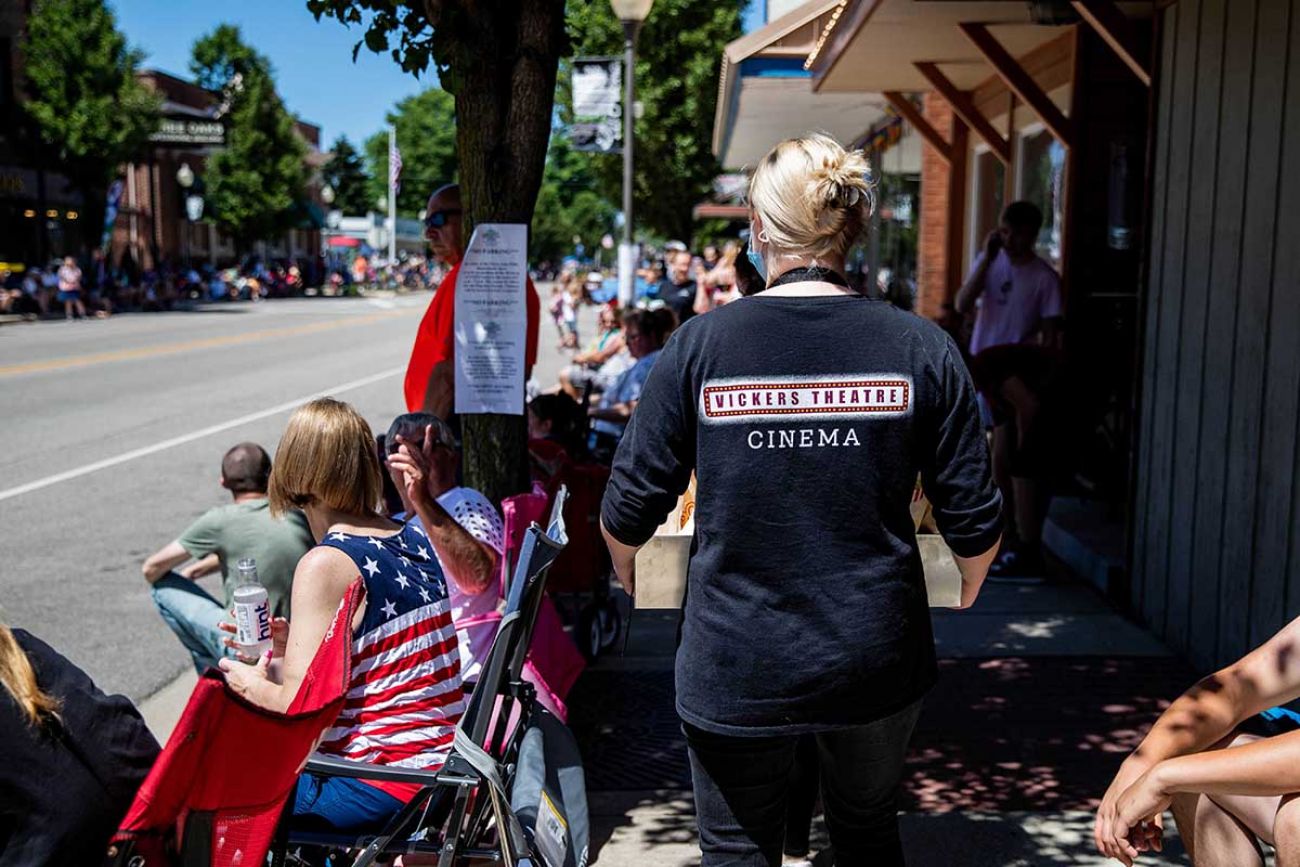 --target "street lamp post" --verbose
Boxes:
[176,163,195,269]
[610,0,654,308]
